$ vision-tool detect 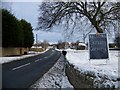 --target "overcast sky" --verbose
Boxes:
[2,2,65,44]
[2,2,115,43]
